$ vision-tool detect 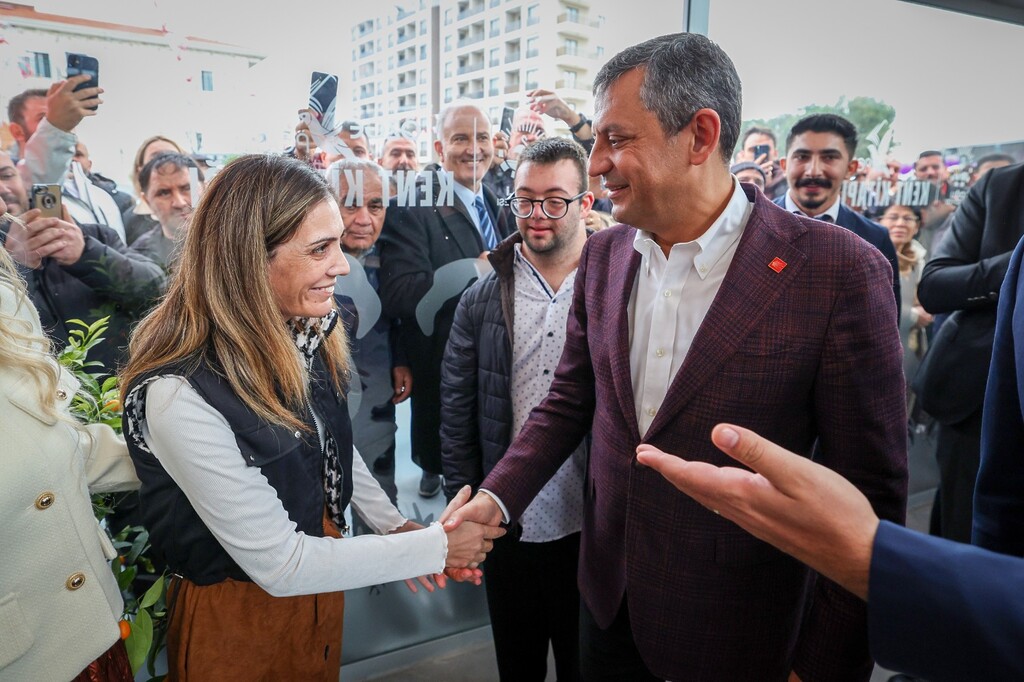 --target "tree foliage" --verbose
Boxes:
[739,96,896,159]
